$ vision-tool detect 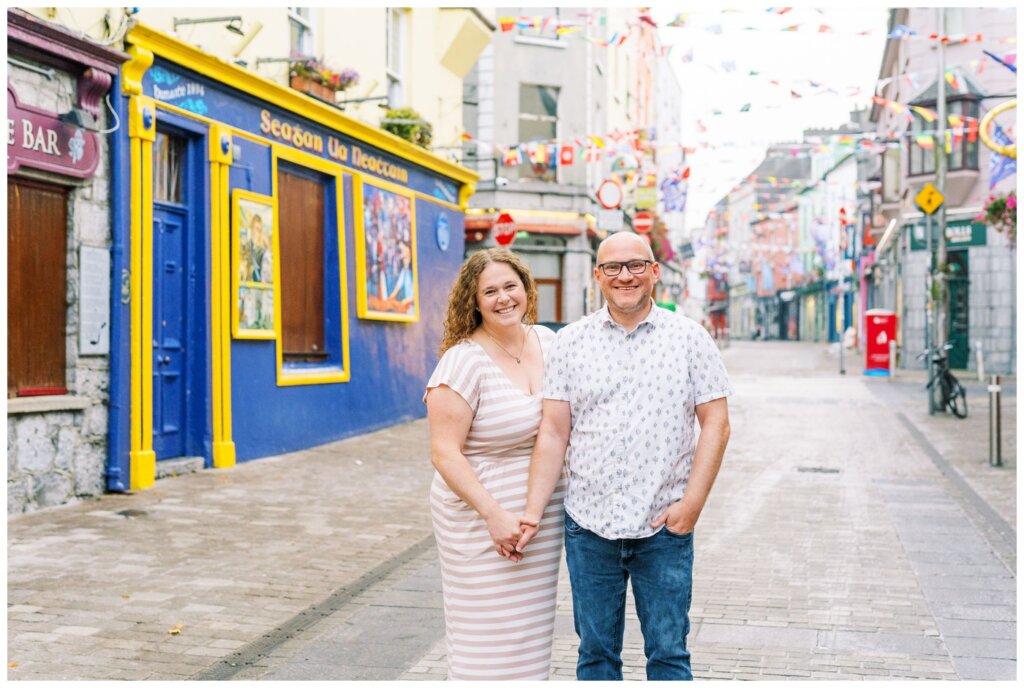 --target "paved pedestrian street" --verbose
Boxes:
[6,341,1016,681]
